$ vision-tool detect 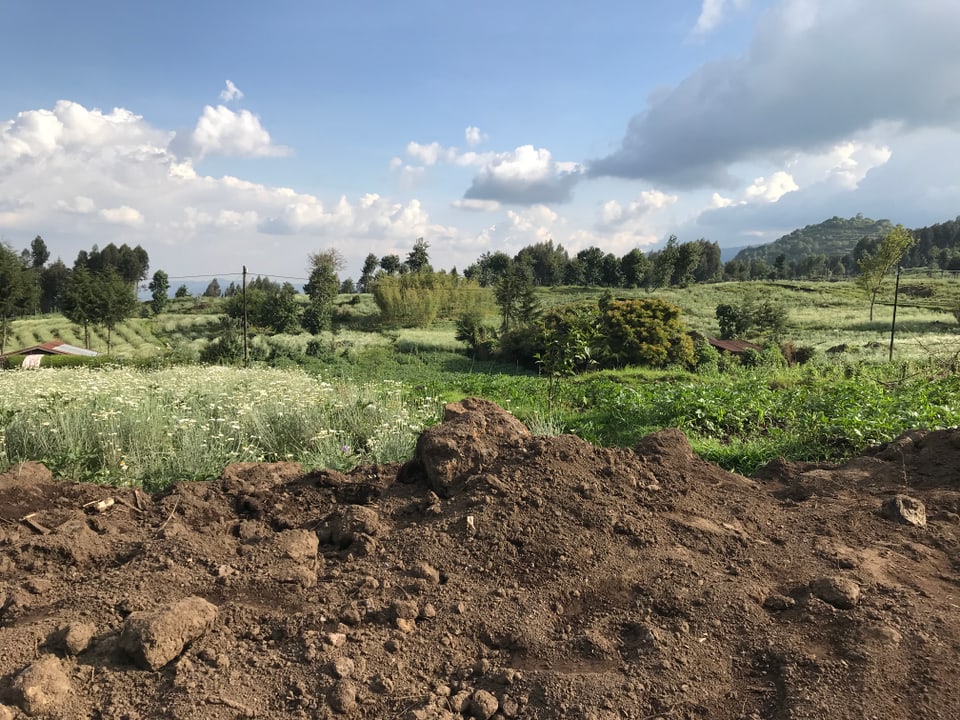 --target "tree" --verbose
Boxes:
[515,240,569,286]
[406,238,432,273]
[857,224,917,321]
[302,249,342,333]
[203,278,222,297]
[621,249,649,288]
[380,254,401,275]
[465,251,512,287]
[0,243,36,354]
[358,253,379,292]
[495,264,540,332]
[149,270,170,314]
[97,267,138,352]
[672,241,703,287]
[40,259,70,313]
[174,284,190,298]
[262,282,301,333]
[340,278,356,294]
[648,236,679,289]
[63,266,98,348]
[30,235,50,268]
